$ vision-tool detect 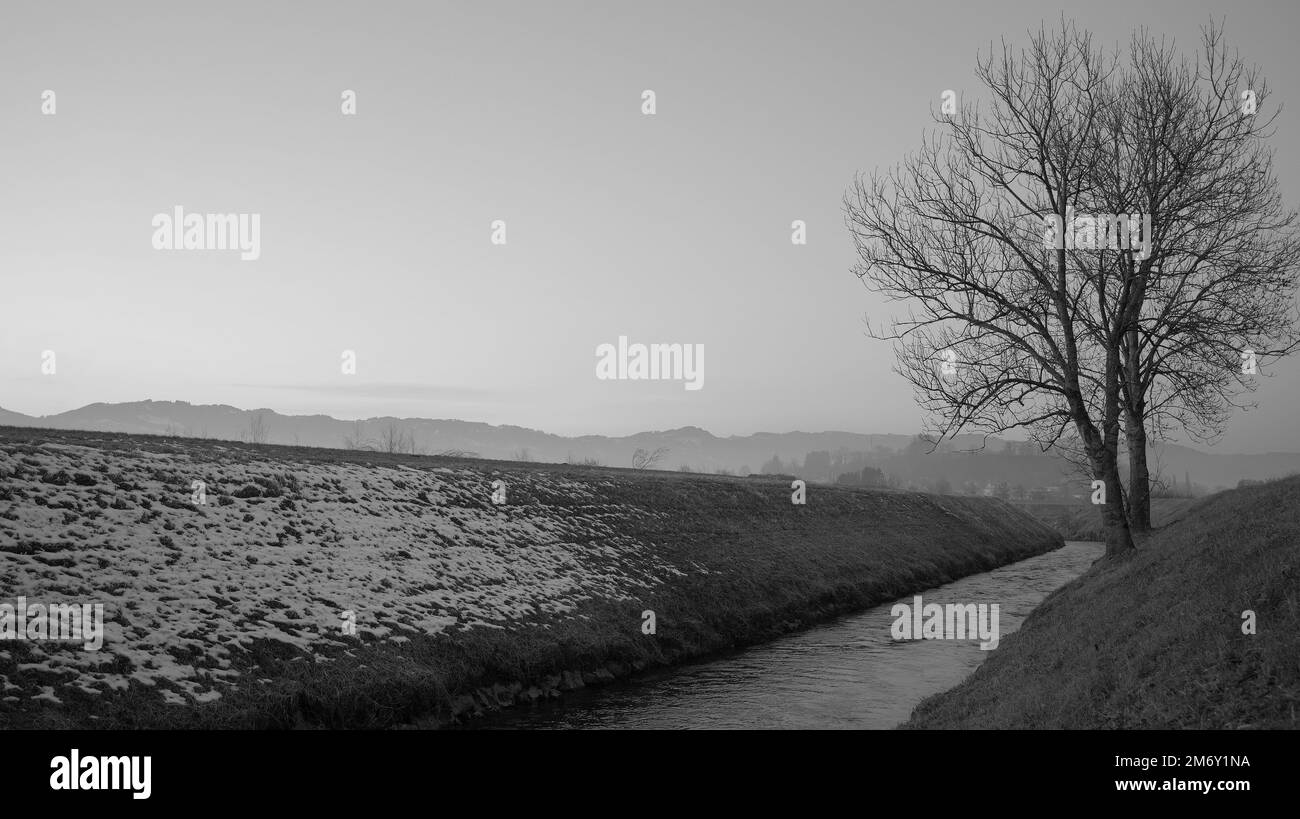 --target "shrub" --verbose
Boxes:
[252,476,283,498]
